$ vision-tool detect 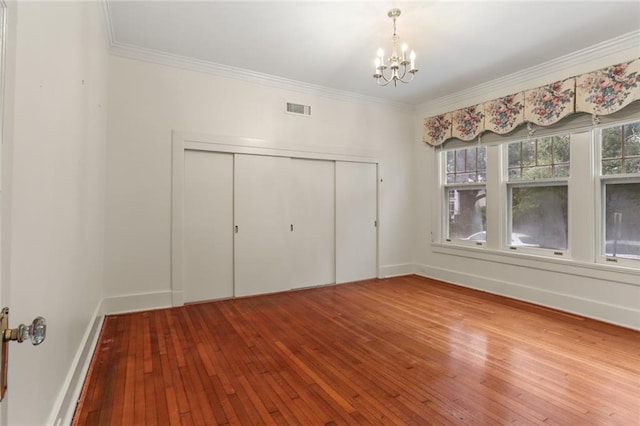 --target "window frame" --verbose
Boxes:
[440,146,487,248]
[503,134,572,257]
[505,179,570,257]
[595,121,640,268]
